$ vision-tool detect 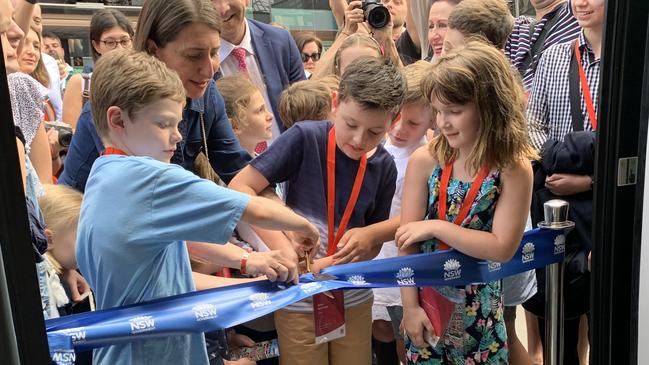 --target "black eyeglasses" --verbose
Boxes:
[301,52,321,62]
[99,38,132,50]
